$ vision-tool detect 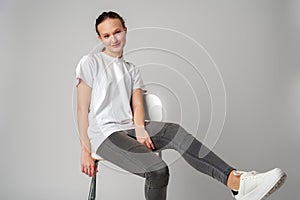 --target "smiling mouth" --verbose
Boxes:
[112,43,121,47]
